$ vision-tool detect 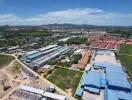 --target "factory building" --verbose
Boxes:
[76,50,132,100]
[7,46,21,53]
[23,45,59,62]
[22,45,70,67]
[32,47,70,67]
[72,49,91,69]
[20,85,67,100]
